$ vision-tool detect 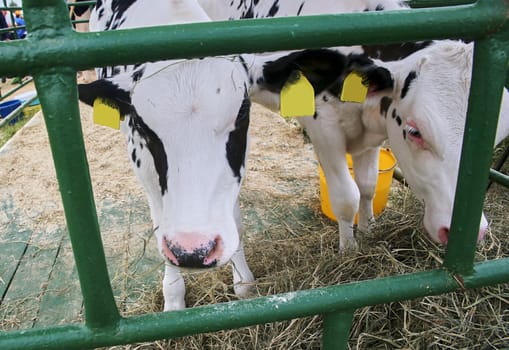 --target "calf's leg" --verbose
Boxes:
[163,264,186,311]
[351,148,379,233]
[299,116,360,251]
